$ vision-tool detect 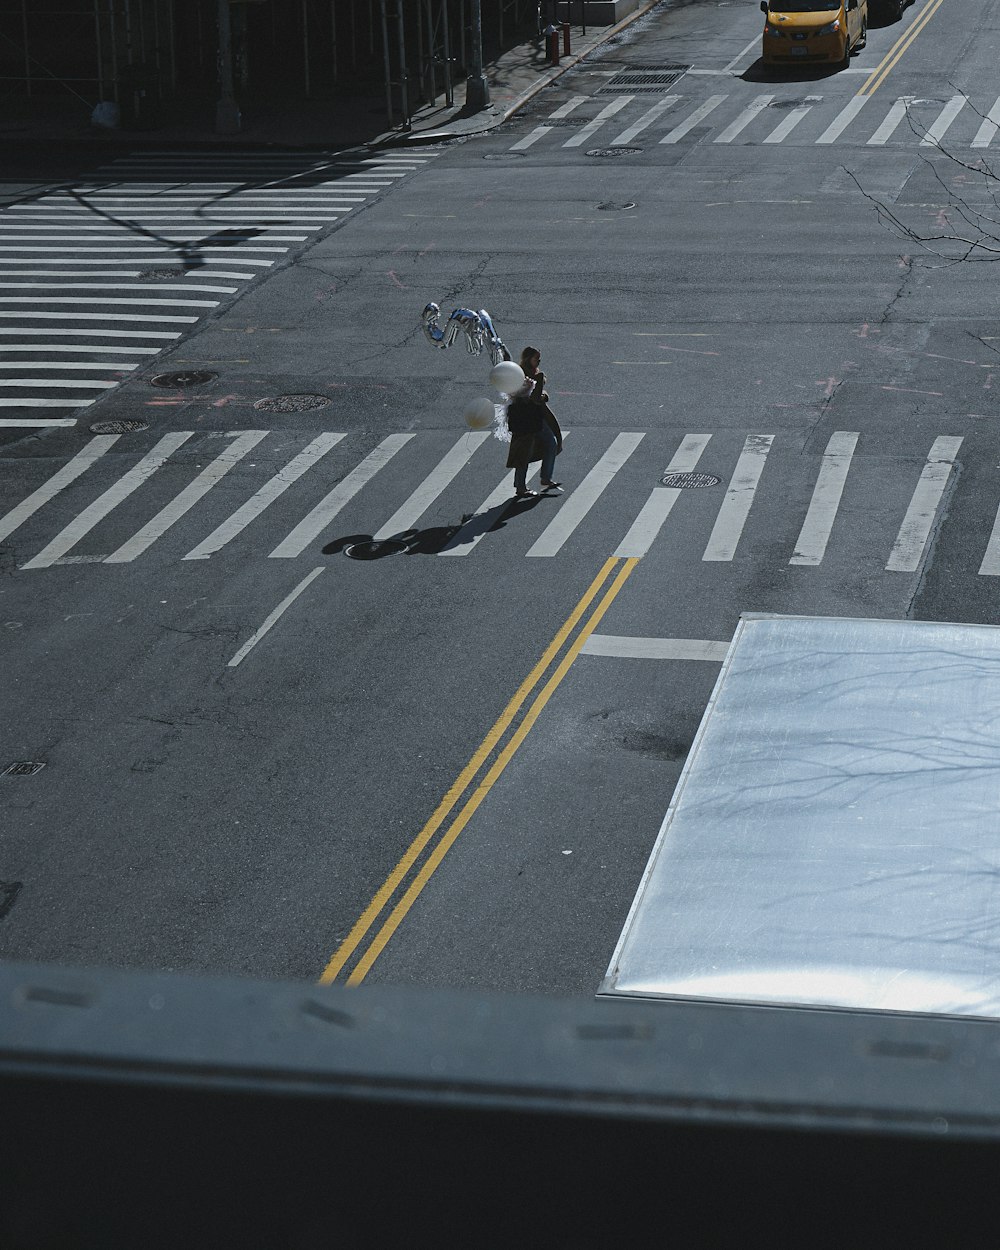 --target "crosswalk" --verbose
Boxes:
[0,149,438,430]
[506,90,1000,152]
[1,426,996,575]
